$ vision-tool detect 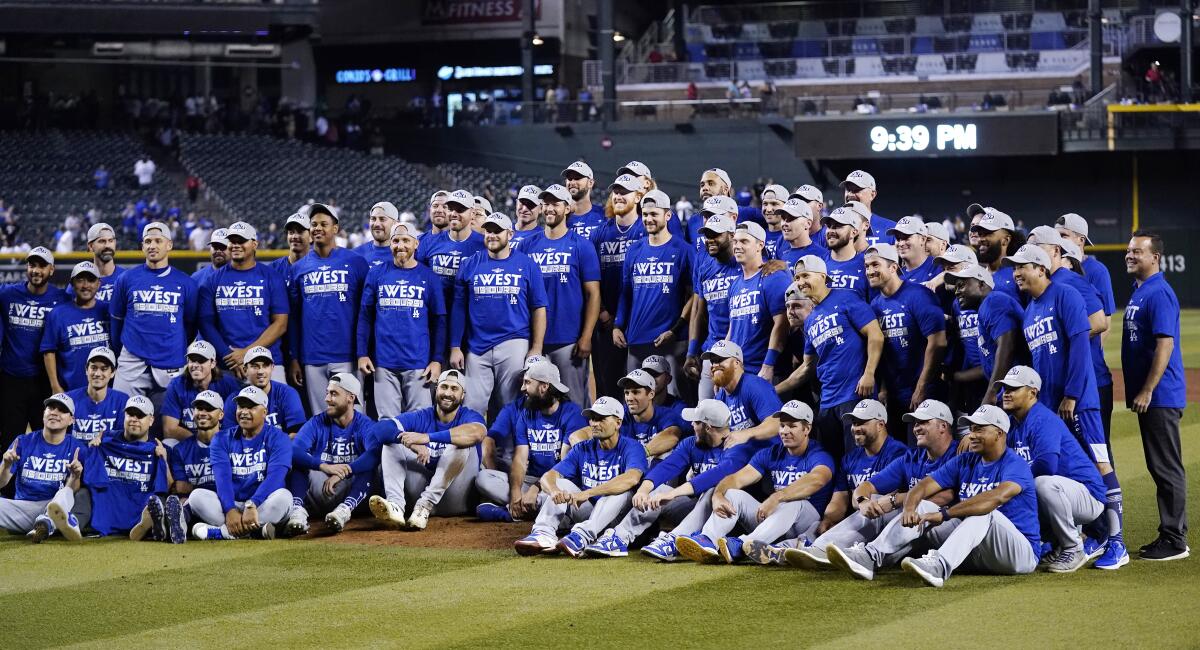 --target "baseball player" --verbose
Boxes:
[42,261,110,393]
[590,180,648,399]
[949,264,1026,405]
[726,222,791,381]
[998,366,1105,572]
[416,190,485,354]
[477,354,544,477]
[285,373,377,535]
[367,369,486,529]
[190,228,229,290]
[759,184,789,257]
[270,212,313,286]
[355,201,399,268]
[685,212,740,400]
[691,167,768,243]
[864,243,946,440]
[66,347,128,443]
[0,246,68,448]
[891,405,1041,587]
[357,223,446,417]
[705,340,782,443]
[199,221,289,380]
[470,195,493,233]
[775,198,825,268]
[510,185,543,250]
[613,369,689,456]
[167,390,222,497]
[426,191,451,236]
[109,222,199,403]
[1122,231,1190,561]
[780,255,883,460]
[476,361,586,522]
[220,346,306,434]
[521,183,601,405]
[562,161,605,239]
[889,217,937,284]
[688,195,740,253]
[777,282,817,404]
[85,396,172,540]
[513,396,648,557]
[968,206,1024,301]
[839,170,896,247]
[641,355,685,414]
[1056,214,1116,336]
[74,222,125,304]
[161,340,242,441]
[821,205,870,301]
[450,212,547,416]
[789,184,827,249]
[1006,244,1126,569]
[935,245,988,415]
[776,399,956,570]
[287,203,370,413]
[190,385,294,540]
[923,222,950,265]
[0,393,88,543]
[675,400,835,564]
[618,160,655,192]
[583,399,733,559]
